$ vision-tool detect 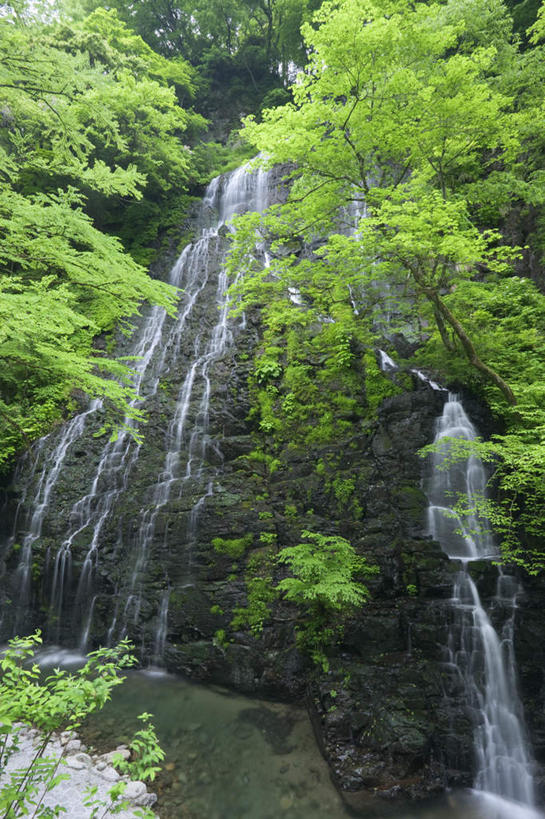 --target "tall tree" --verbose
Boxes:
[0,7,201,468]
[229,0,545,570]
[234,0,520,402]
